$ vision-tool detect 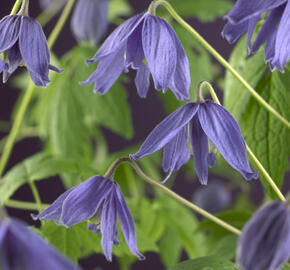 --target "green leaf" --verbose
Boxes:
[242,70,290,198]
[166,0,233,22]
[169,255,237,270]
[36,45,133,160]
[109,0,132,22]
[212,235,238,260]
[0,153,79,204]
[224,36,266,122]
